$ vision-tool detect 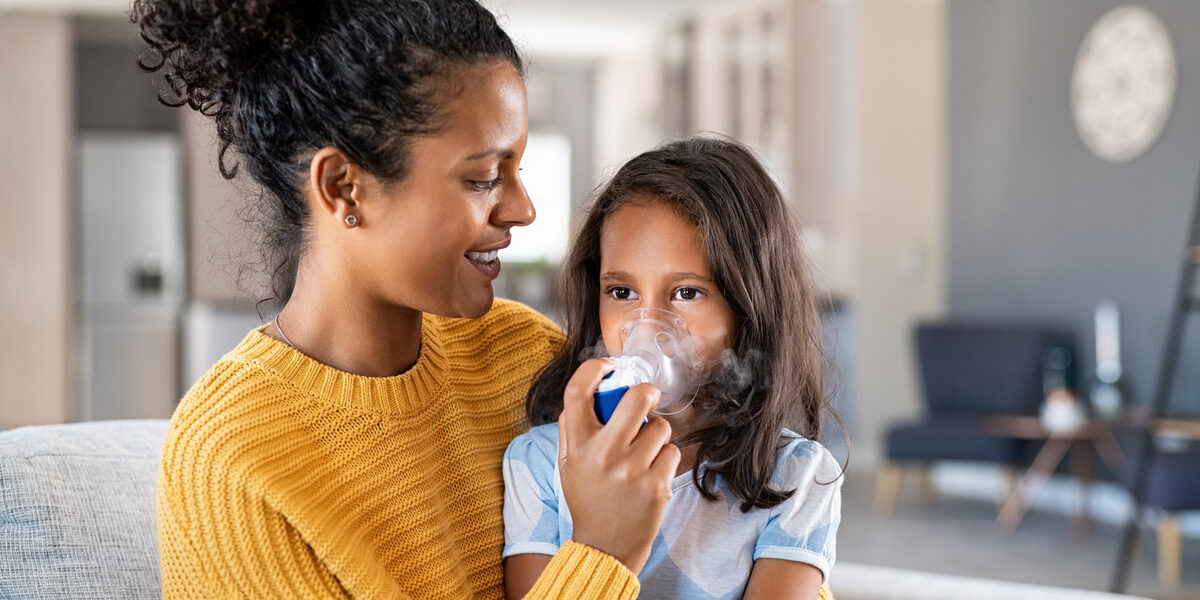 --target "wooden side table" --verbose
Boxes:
[978,415,1125,538]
